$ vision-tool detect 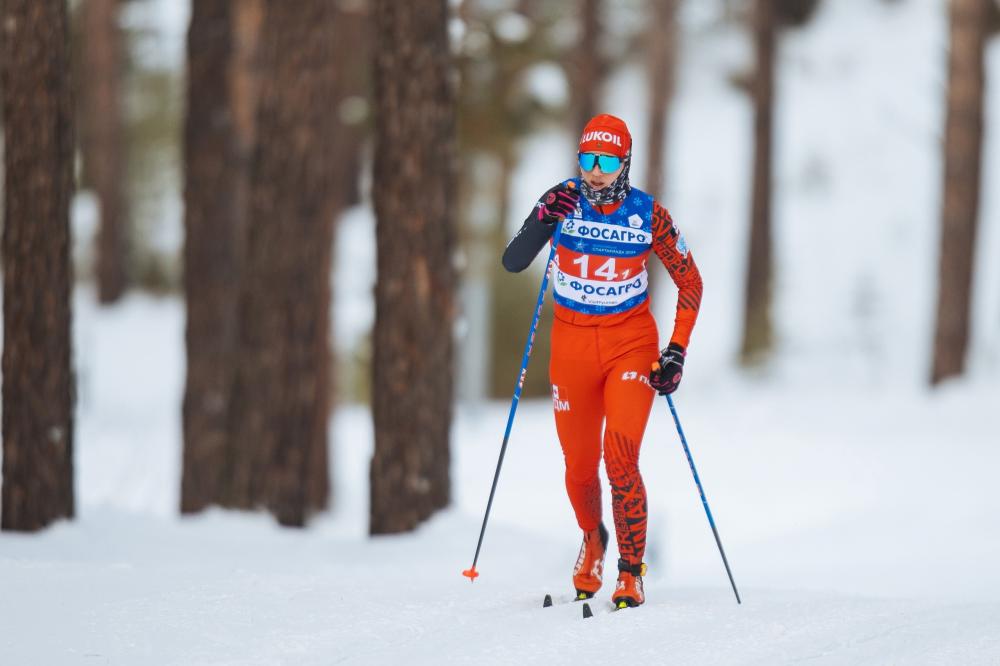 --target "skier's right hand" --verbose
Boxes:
[536,182,579,224]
